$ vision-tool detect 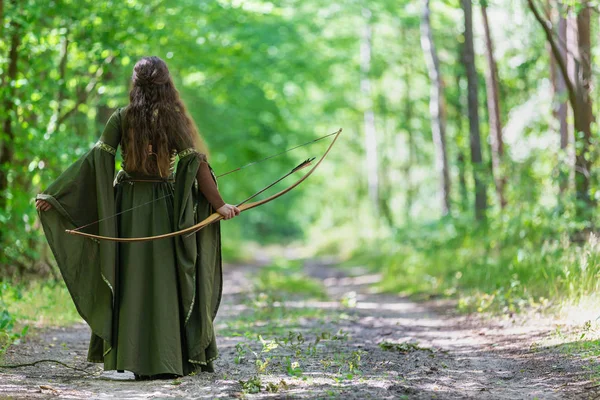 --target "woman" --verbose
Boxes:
[35,56,240,380]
